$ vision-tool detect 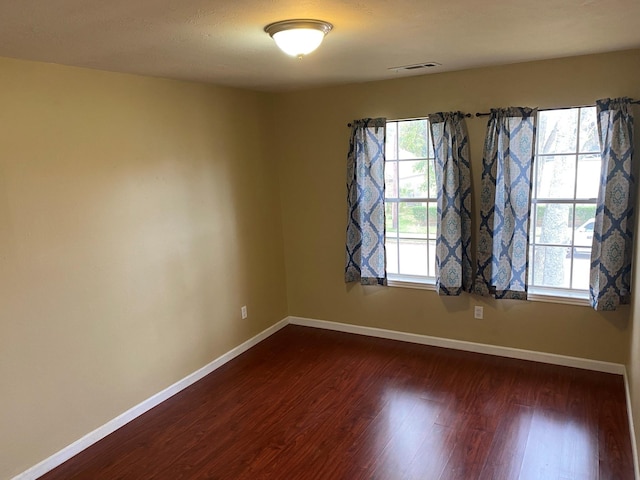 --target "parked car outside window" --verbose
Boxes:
[573,218,594,255]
